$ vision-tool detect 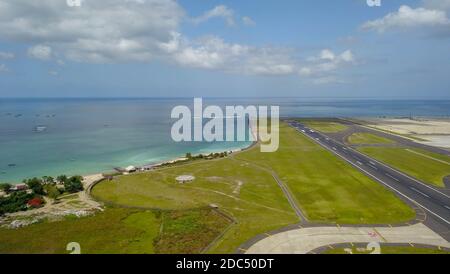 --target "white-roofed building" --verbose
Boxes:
[176,175,195,184]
